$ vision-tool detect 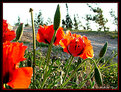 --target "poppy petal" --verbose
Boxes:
[37,25,64,46]
[60,31,94,59]
[7,67,33,89]
[3,30,16,42]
